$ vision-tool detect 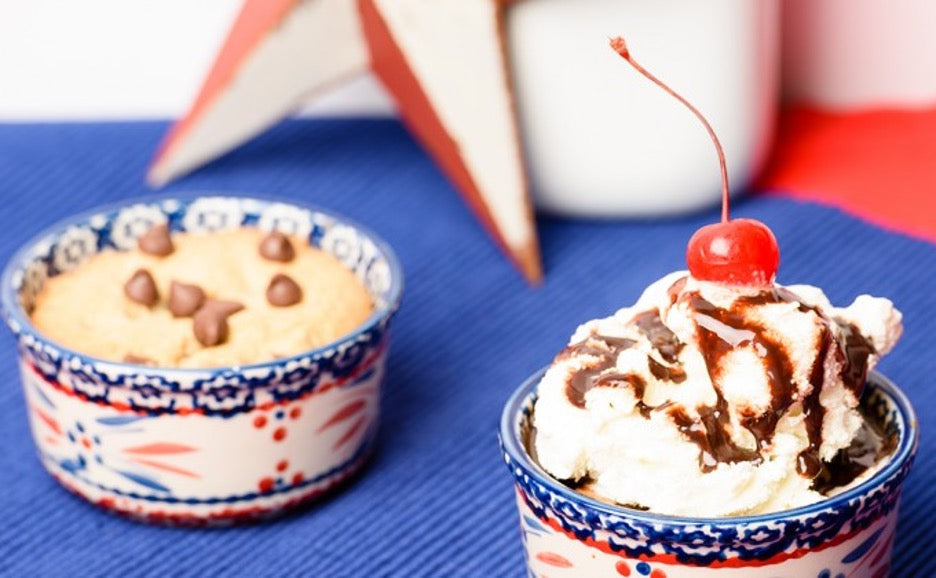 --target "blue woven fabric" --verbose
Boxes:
[0,120,932,577]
